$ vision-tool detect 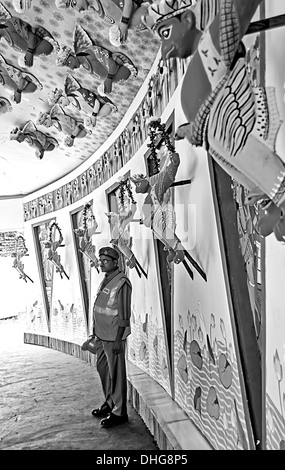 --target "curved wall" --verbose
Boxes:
[21,51,257,450]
